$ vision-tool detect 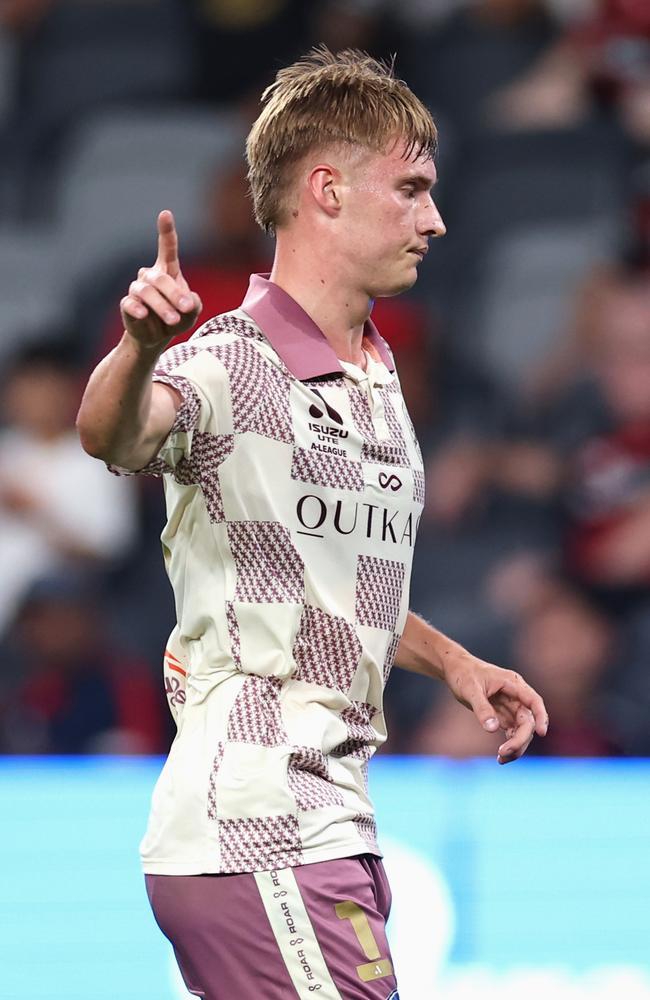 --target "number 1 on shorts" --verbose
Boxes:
[335,901,394,983]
